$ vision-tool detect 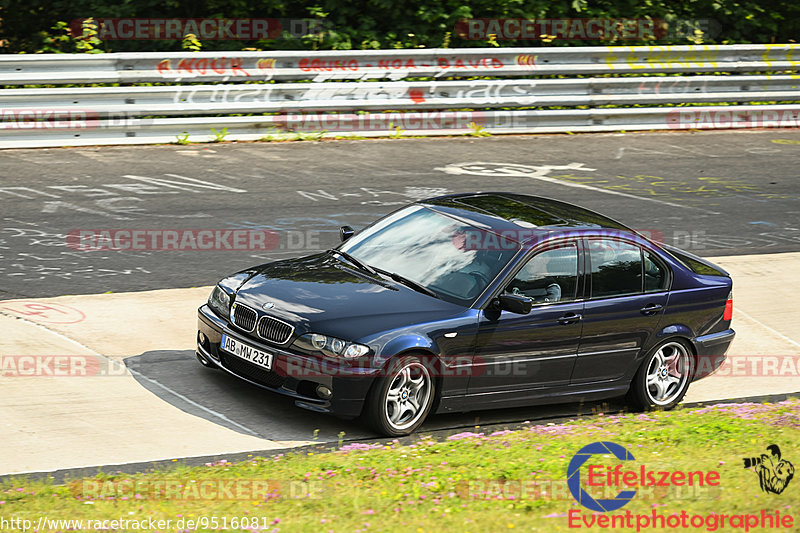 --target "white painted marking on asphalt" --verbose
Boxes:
[436,161,721,215]
[125,369,263,438]
[615,145,725,160]
[0,309,264,439]
[735,308,800,349]
[41,200,133,220]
